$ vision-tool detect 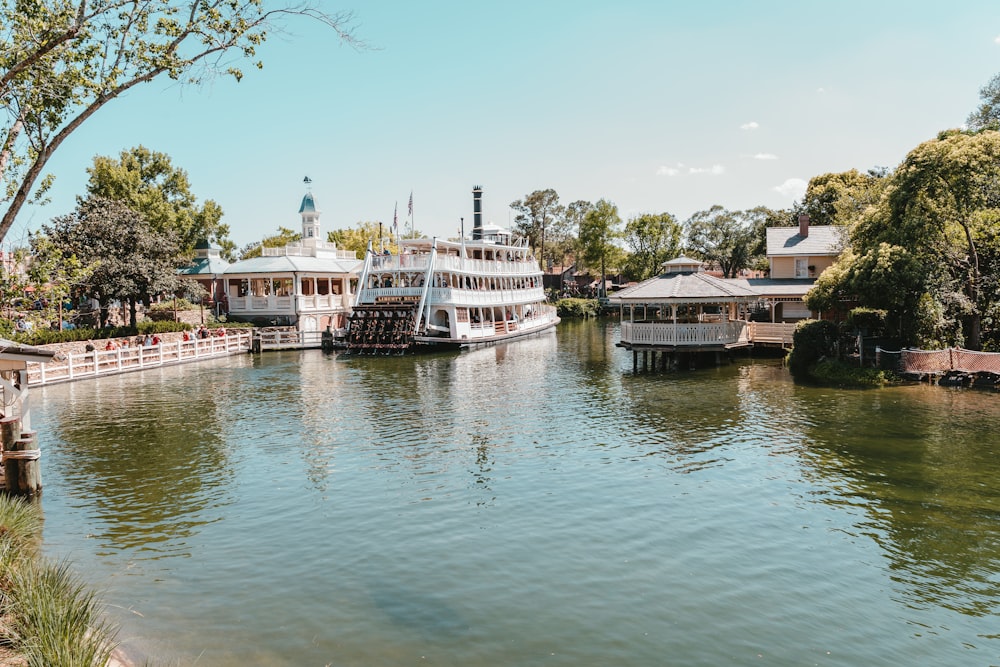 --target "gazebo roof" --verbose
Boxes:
[609,271,759,304]
[0,338,56,364]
